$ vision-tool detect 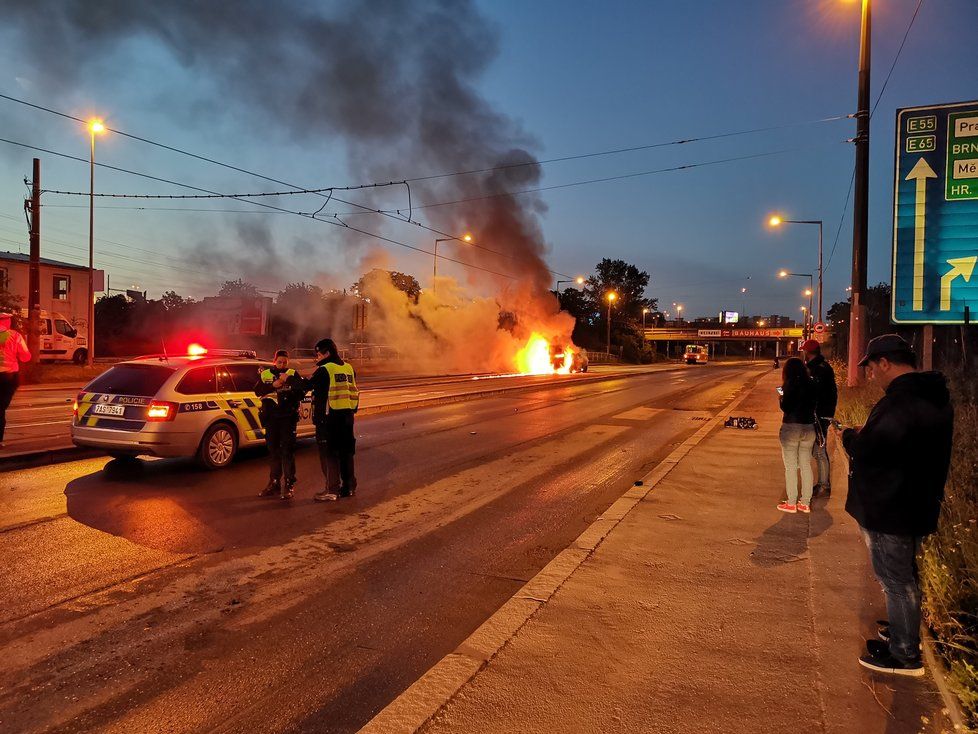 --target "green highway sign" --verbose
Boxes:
[892,100,978,324]
[947,110,978,201]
